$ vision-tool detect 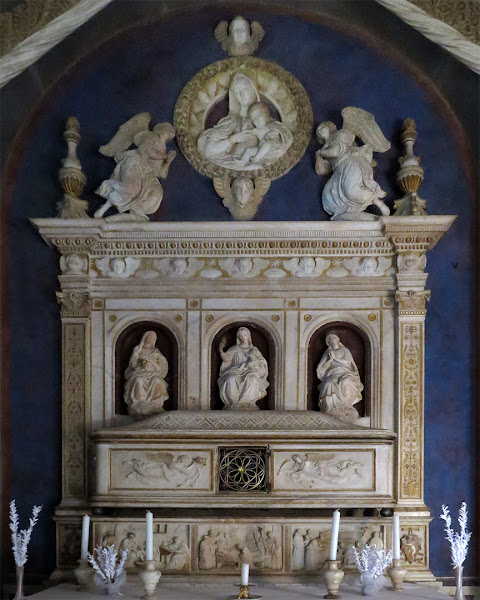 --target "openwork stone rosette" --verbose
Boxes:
[174,56,313,180]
